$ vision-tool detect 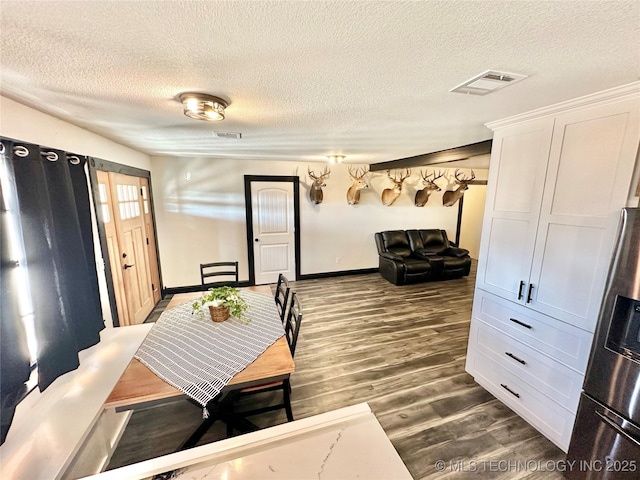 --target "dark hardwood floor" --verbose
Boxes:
[108,263,565,479]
